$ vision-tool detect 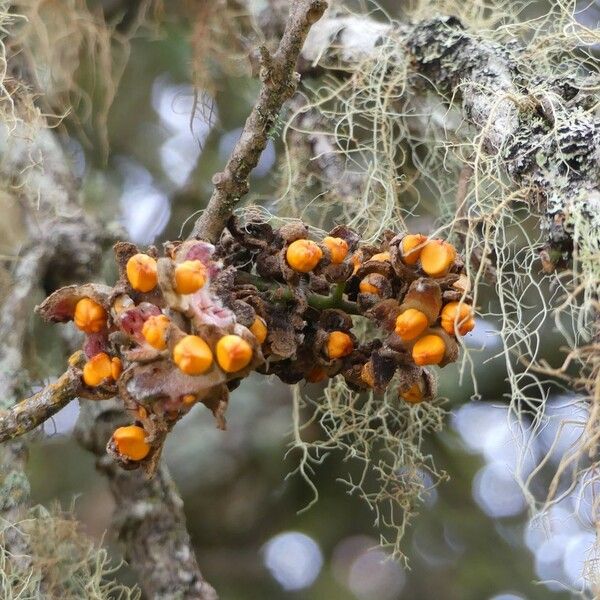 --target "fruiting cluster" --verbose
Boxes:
[37,218,474,474]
